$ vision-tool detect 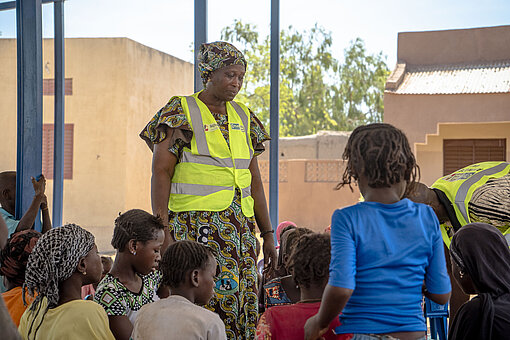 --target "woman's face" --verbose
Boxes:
[206,64,246,101]
[134,230,165,275]
[83,244,103,285]
[451,257,477,295]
